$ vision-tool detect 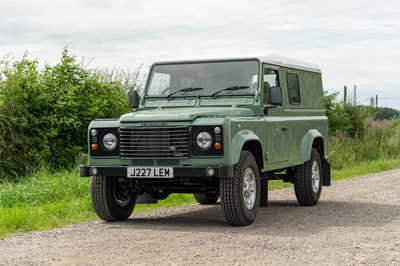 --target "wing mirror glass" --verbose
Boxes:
[270,86,282,106]
[128,90,139,109]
